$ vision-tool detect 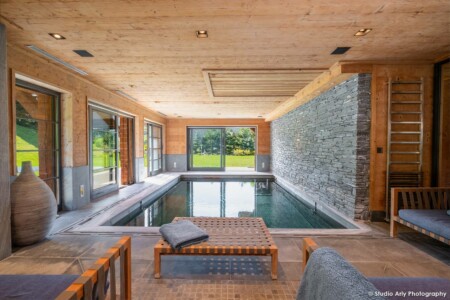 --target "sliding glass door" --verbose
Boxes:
[188,128,225,171]
[144,123,163,176]
[187,127,256,171]
[90,108,119,197]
